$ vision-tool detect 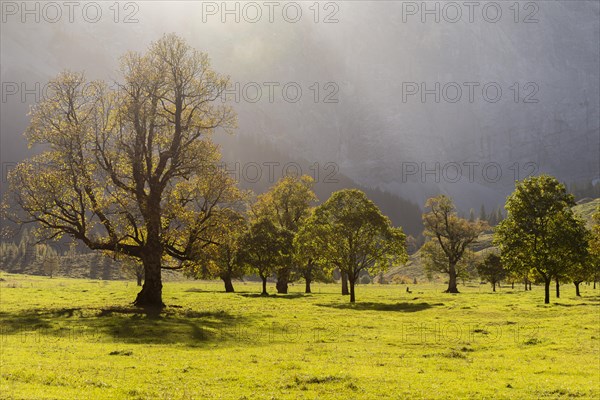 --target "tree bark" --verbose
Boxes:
[222,274,235,293]
[445,262,459,293]
[135,198,164,309]
[136,273,143,287]
[555,276,560,298]
[511,282,514,289]
[276,268,289,294]
[304,264,312,293]
[341,271,349,295]
[261,276,268,296]
[574,281,581,297]
[492,282,496,292]
[349,276,356,303]
[544,279,550,304]
[134,250,164,308]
